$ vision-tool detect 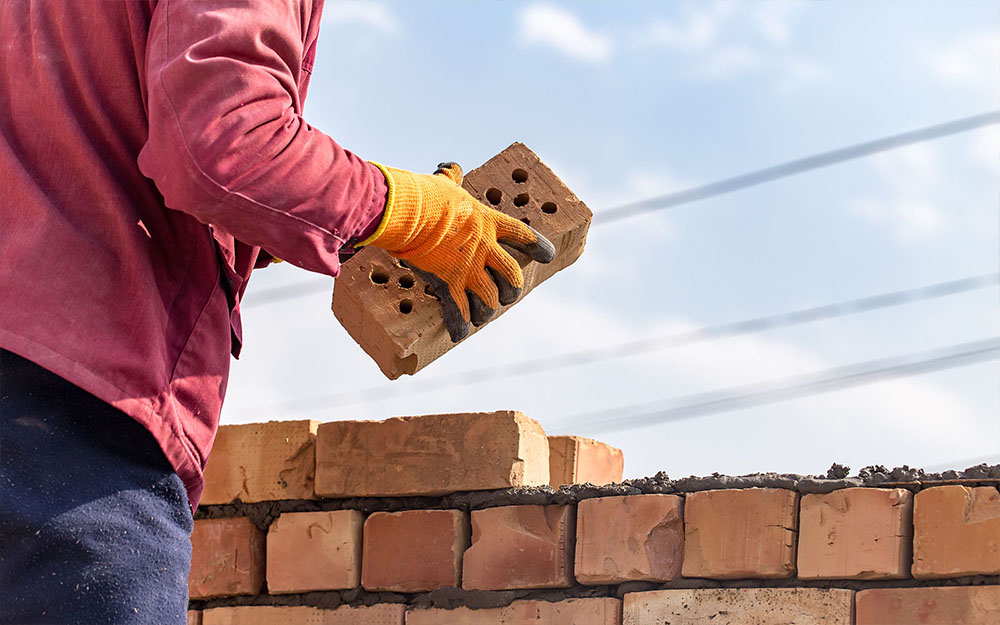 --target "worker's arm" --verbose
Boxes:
[138,0,385,277]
